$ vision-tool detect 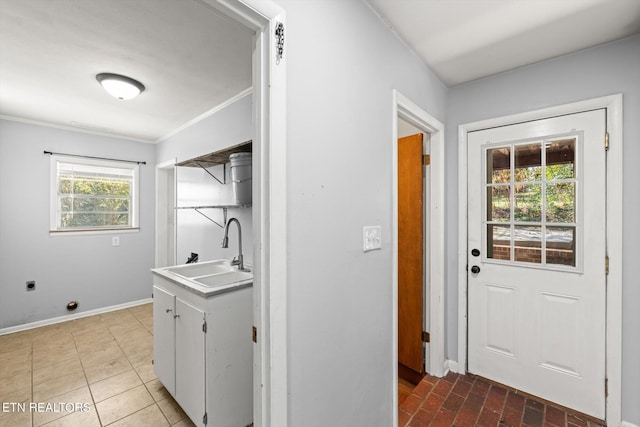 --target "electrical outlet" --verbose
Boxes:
[26,281,36,291]
[363,226,382,252]
[112,236,120,246]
